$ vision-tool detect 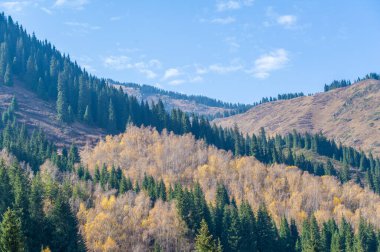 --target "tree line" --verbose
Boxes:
[324,72,379,92]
